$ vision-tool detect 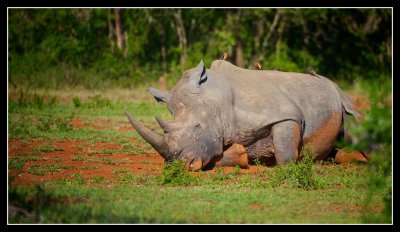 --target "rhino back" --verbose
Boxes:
[208,60,343,145]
